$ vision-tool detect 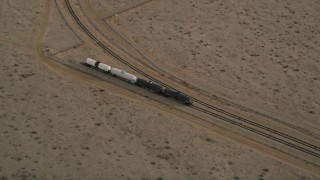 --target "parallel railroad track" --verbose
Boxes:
[64,0,320,159]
